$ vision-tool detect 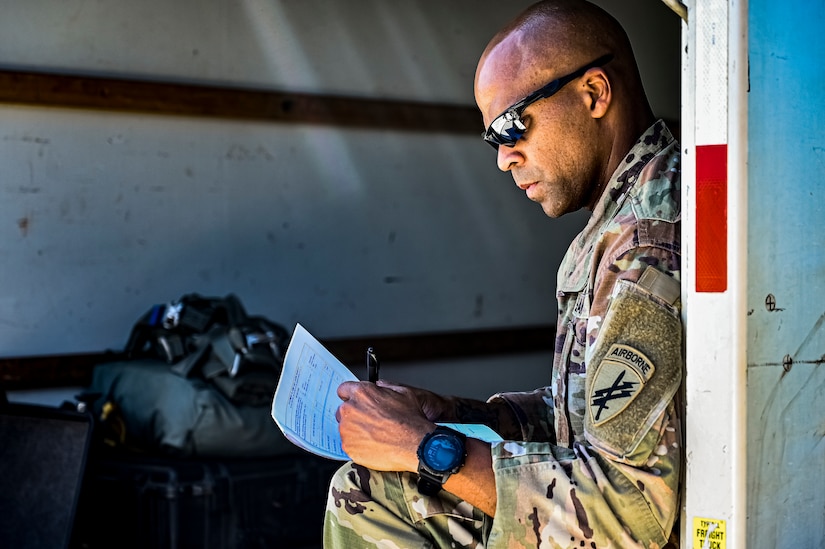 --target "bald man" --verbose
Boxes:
[324,1,682,547]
